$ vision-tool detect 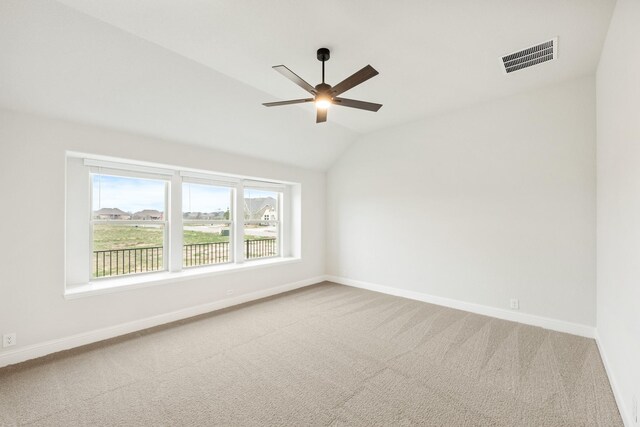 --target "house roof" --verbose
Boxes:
[244,197,276,215]
[133,209,162,217]
[94,207,129,216]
